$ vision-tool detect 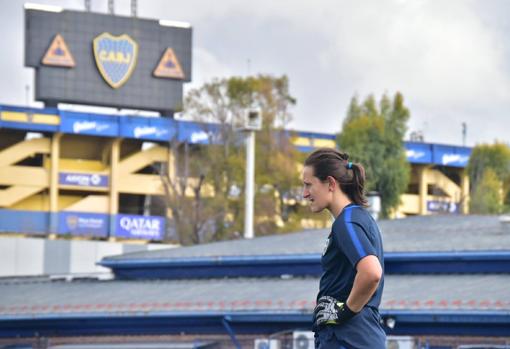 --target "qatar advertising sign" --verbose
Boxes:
[115,214,165,240]
[25,6,192,114]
